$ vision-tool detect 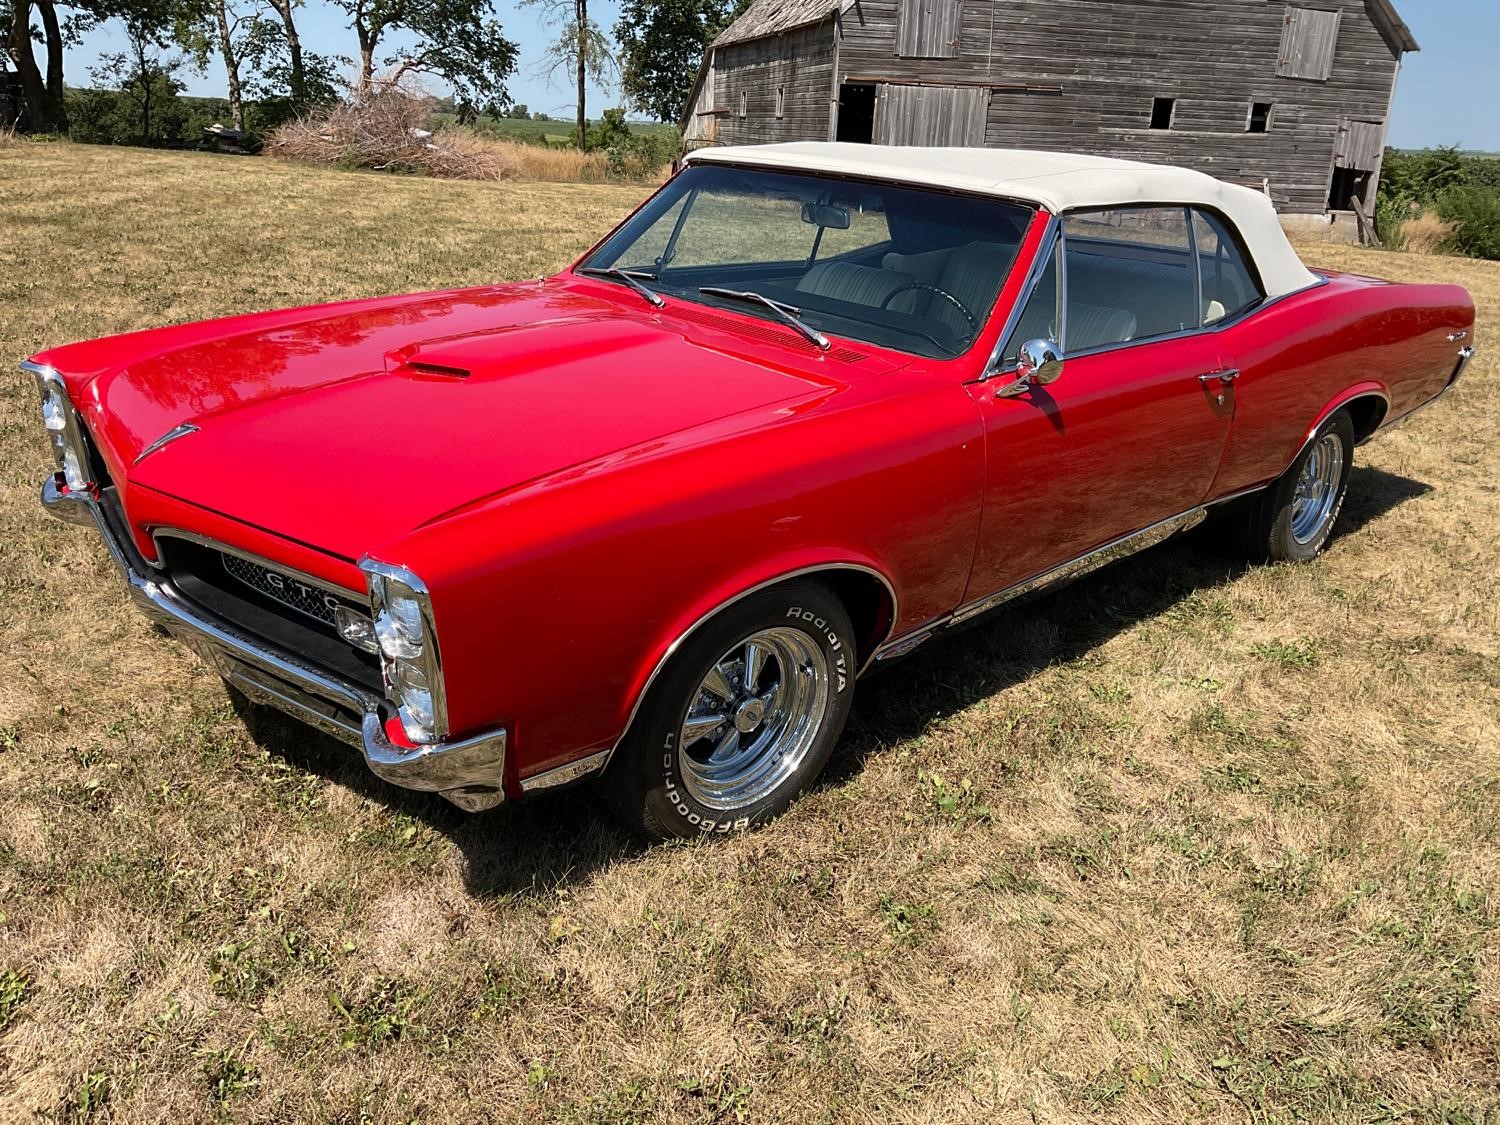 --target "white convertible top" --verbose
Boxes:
[684,143,1320,299]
